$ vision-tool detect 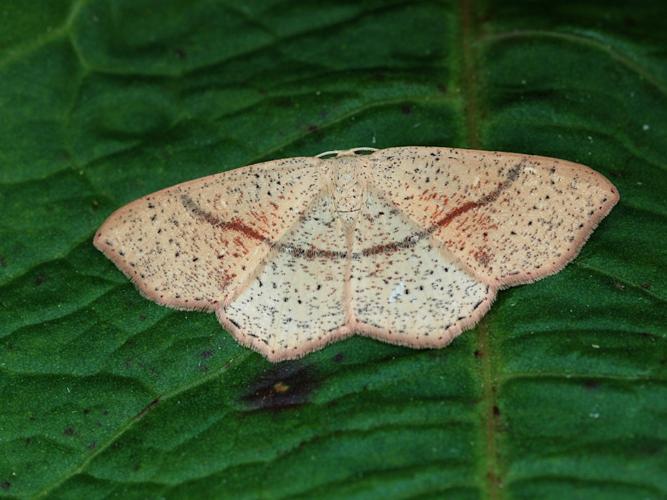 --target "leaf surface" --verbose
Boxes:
[1,0,666,498]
